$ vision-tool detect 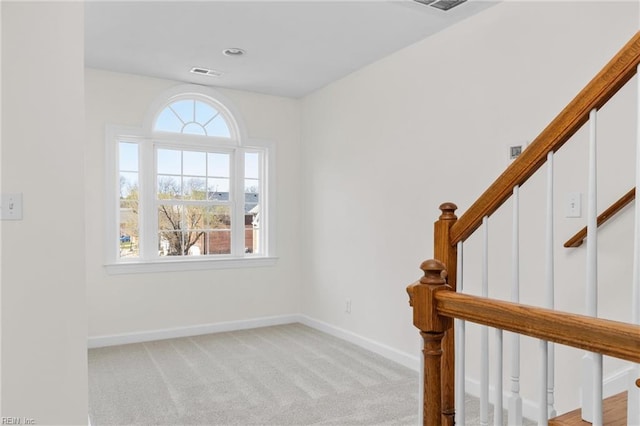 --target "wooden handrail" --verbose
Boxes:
[450,31,640,246]
[435,291,640,364]
[564,187,635,248]
[407,260,640,425]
